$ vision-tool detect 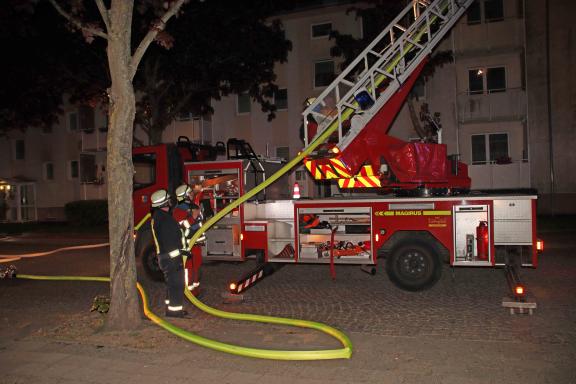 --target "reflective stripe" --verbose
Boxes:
[151,219,160,254]
[181,220,191,228]
[168,249,180,258]
[192,282,200,288]
[167,305,183,311]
